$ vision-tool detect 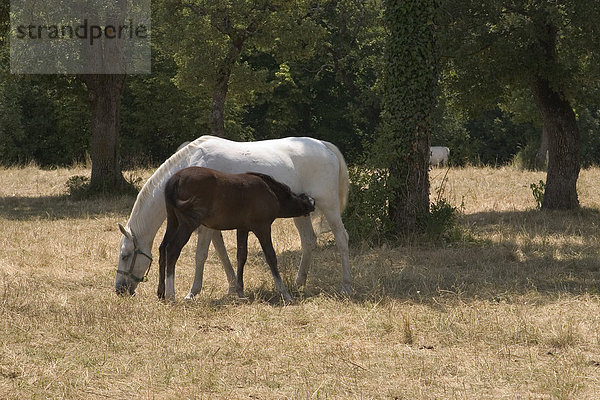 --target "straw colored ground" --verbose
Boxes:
[1,165,600,399]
